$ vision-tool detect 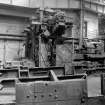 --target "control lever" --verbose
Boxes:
[49,70,59,81]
